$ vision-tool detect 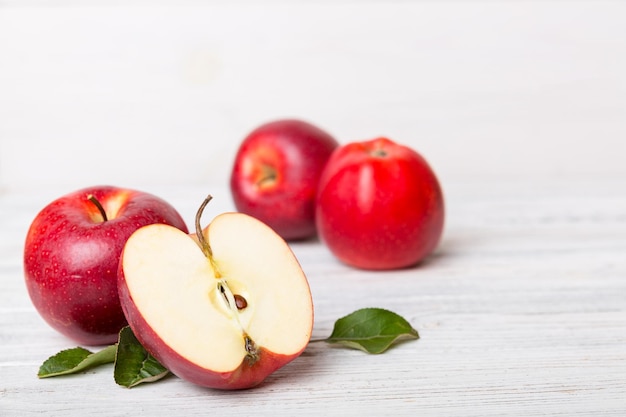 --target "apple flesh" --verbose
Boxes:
[316,137,445,270]
[118,196,314,389]
[23,186,188,345]
[230,119,339,240]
